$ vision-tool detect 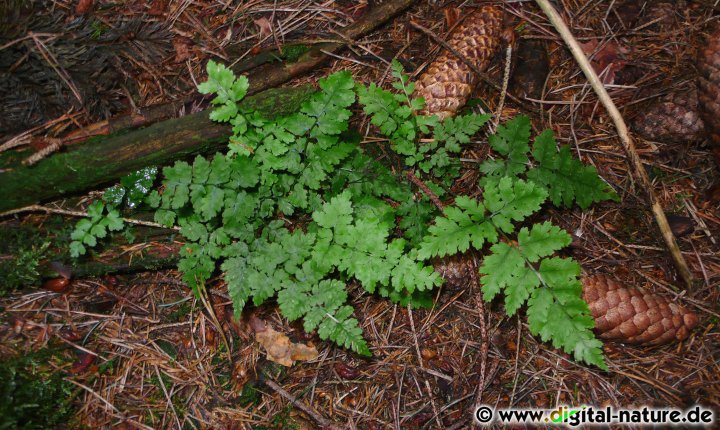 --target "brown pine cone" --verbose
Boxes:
[433,253,474,290]
[697,25,720,160]
[414,5,503,120]
[582,274,698,346]
[633,88,705,143]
